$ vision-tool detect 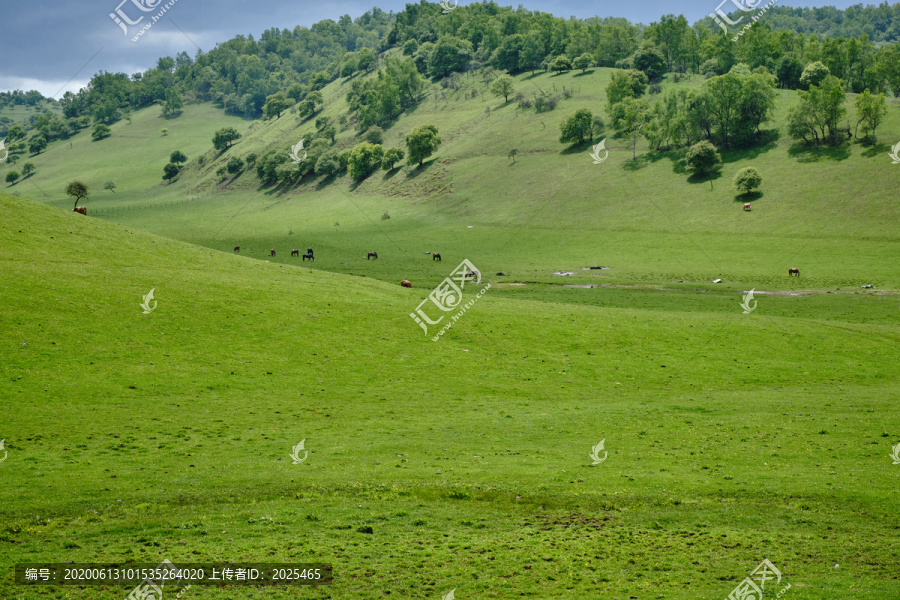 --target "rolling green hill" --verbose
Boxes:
[1,181,899,599]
